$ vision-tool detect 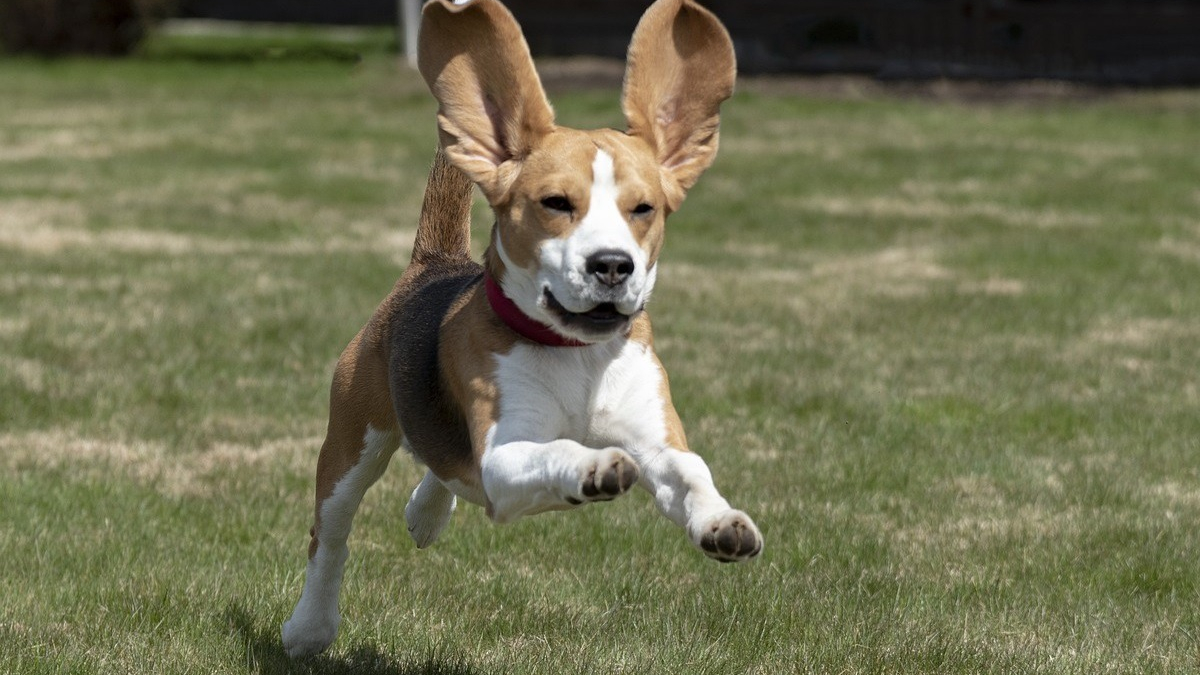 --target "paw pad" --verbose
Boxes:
[698,511,763,562]
[575,451,639,503]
